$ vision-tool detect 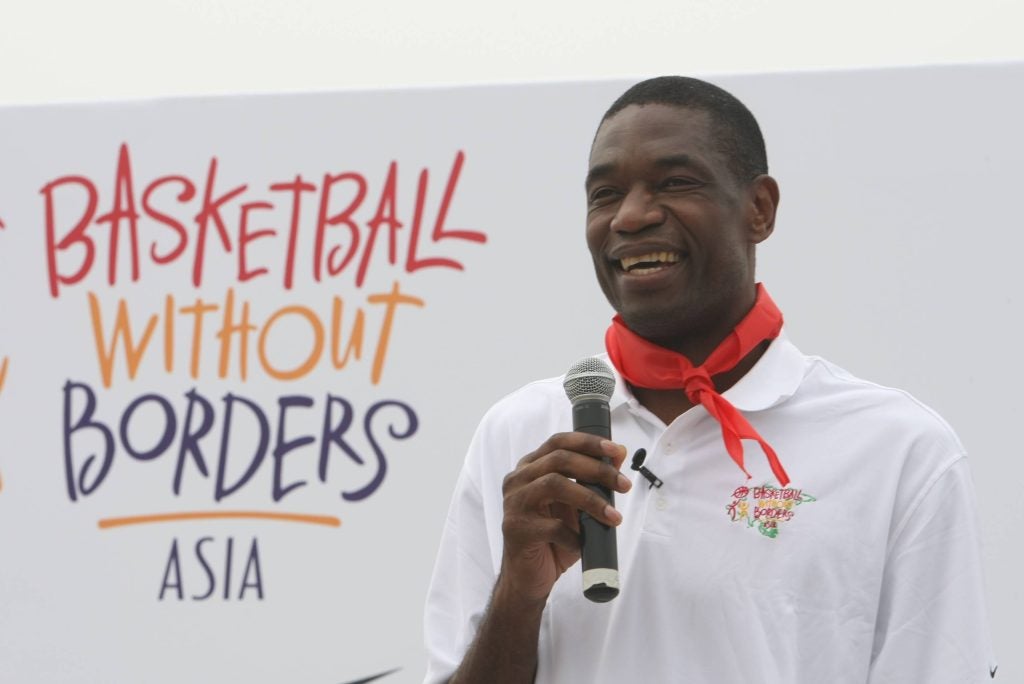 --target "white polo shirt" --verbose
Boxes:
[424,335,996,683]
